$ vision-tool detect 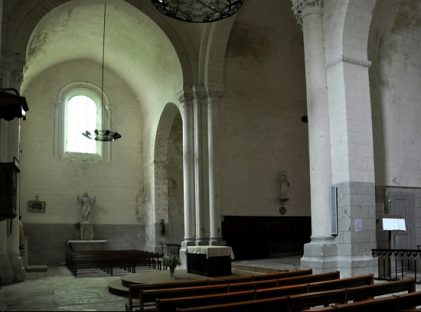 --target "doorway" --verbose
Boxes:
[385,189,415,249]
